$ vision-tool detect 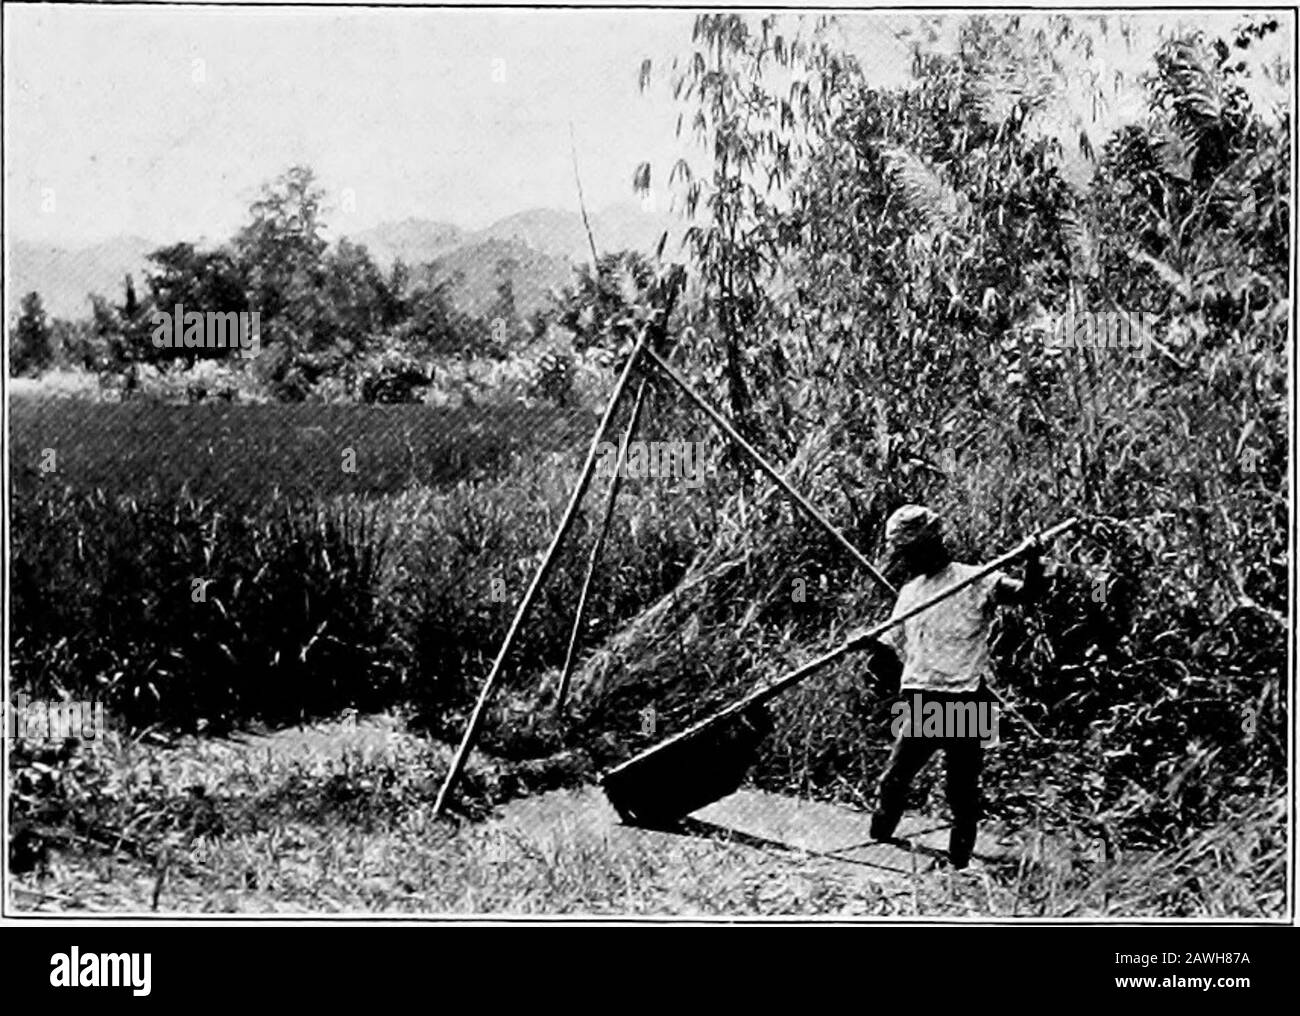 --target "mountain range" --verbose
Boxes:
[8,236,160,323]
[8,203,686,322]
